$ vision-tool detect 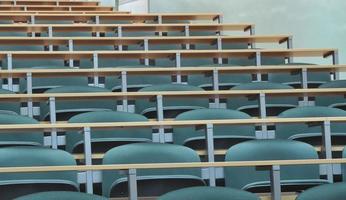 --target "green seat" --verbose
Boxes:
[316,80,346,110]
[19,66,88,93]
[0,88,20,114]
[276,106,346,147]
[102,143,205,198]
[224,140,328,192]
[0,146,78,200]
[228,82,298,116]
[174,108,255,151]
[66,111,152,153]
[158,186,260,200]
[0,113,43,146]
[135,84,209,118]
[105,65,172,92]
[187,64,252,90]
[40,86,115,121]
[341,146,346,181]
[268,63,331,88]
[296,182,346,200]
[15,191,107,200]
